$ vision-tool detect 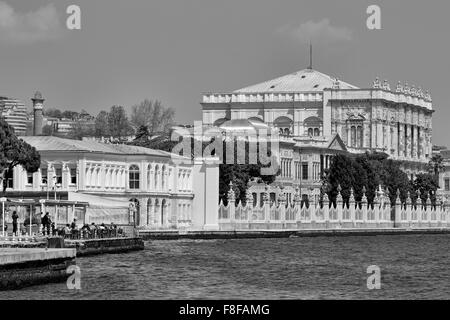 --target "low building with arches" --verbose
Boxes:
[4,136,220,231]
